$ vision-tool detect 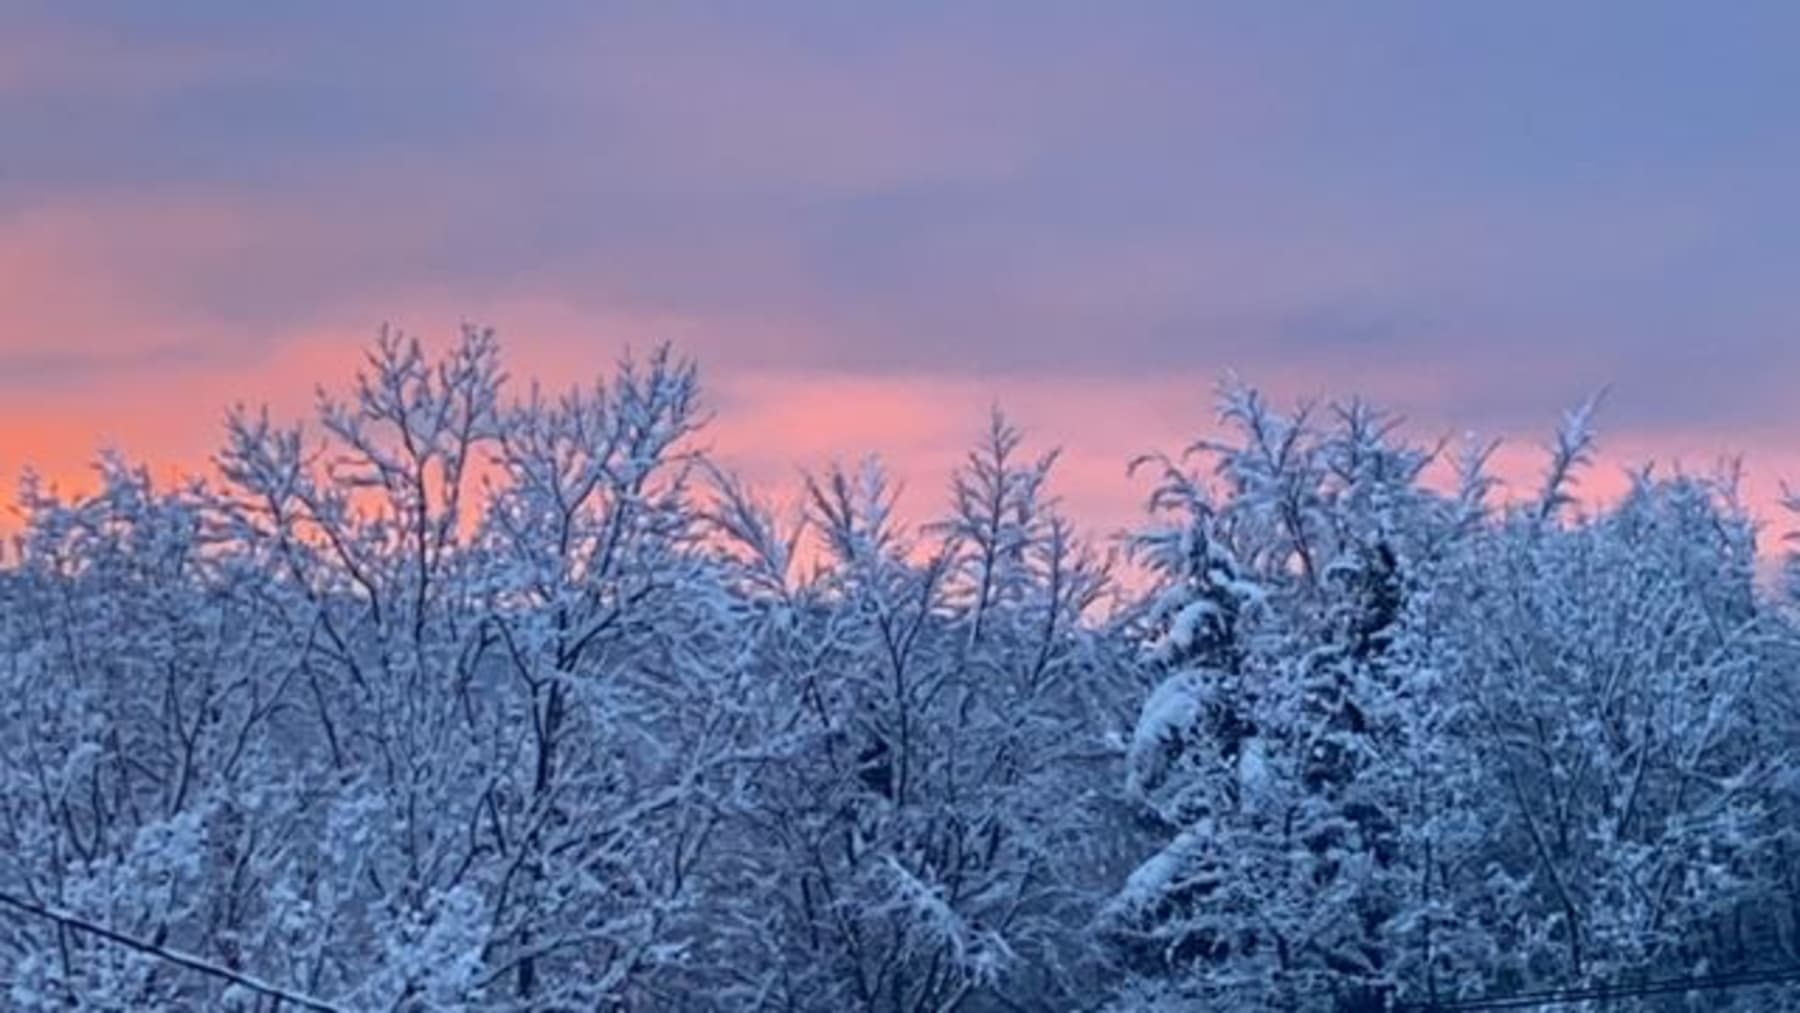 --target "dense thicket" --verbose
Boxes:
[3,331,1798,1011]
